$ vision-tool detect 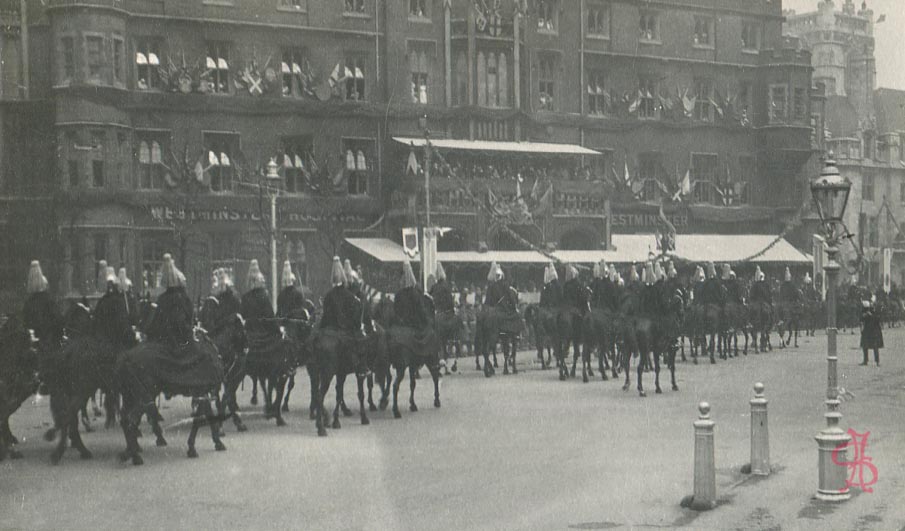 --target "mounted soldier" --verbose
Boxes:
[277,260,308,321]
[320,257,361,336]
[199,268,222,333]
[430,261,461,374]
[23,260,63,388]
[241,260,279,339]
[540,262,562,308]
[778,266,803,348]
[145,254,194,352]
[118,267,138,327]
[801,272,820,337]
[217,268,242,325]
[93,266,136,353]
